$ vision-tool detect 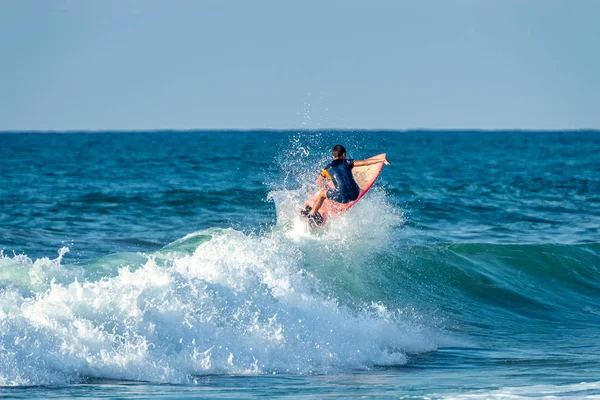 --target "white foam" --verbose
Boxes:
[270,185,404,247]
[442,381,600,399]
[0,221,434,386]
